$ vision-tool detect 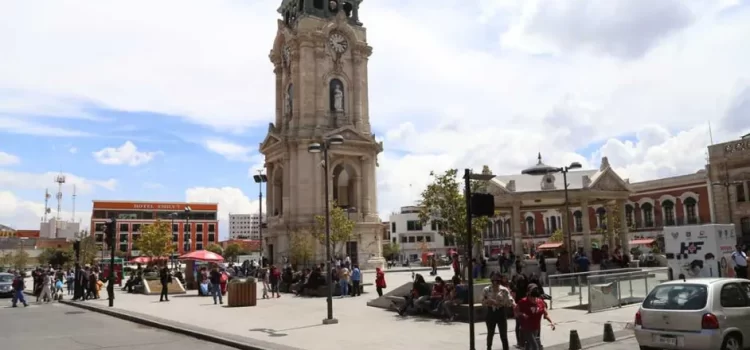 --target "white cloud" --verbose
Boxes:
[0,170,116,194]
[2,0,750,225]
[202,139,254,162]
[0,151,20,166]
[185,187,266,240]
[0,116,91,137]
[68,147,78,154]
[143,182,165,190]
[0,191,91,231]
[93,141,160,166]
